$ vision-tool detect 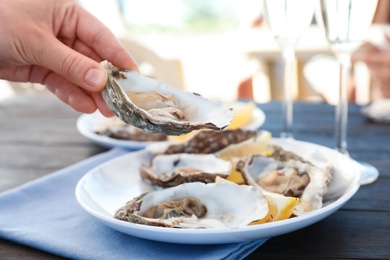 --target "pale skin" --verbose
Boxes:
[351,0,390,99]
[352,37,390,99]
[0,0,138,116]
